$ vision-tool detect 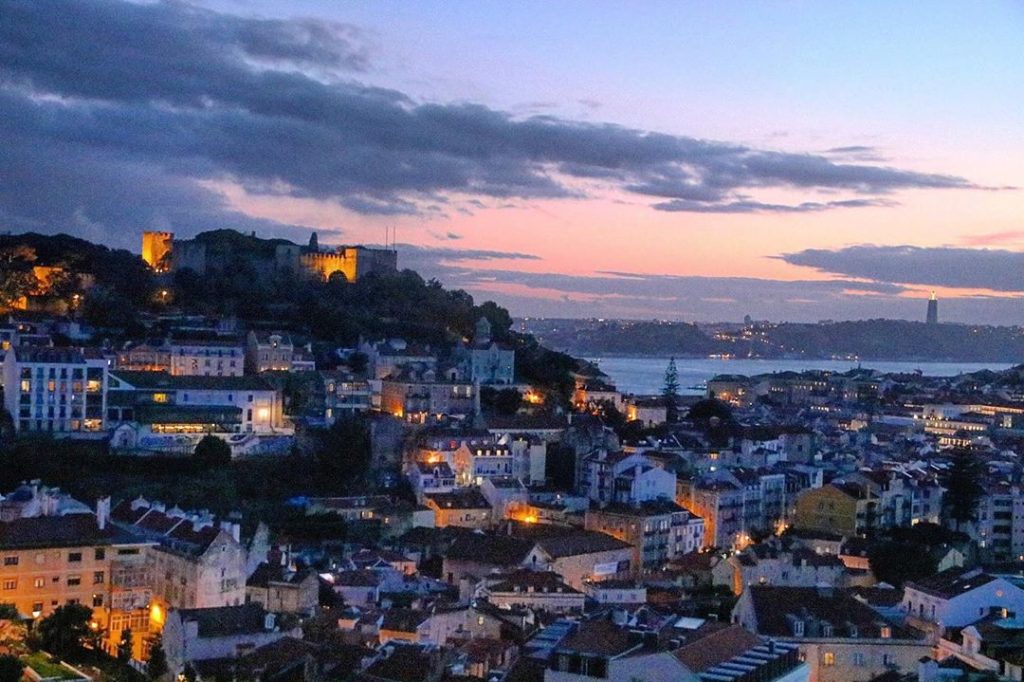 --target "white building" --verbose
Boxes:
[902,567,1024,631]
[169,339,245,377]
[2,346,108,435]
